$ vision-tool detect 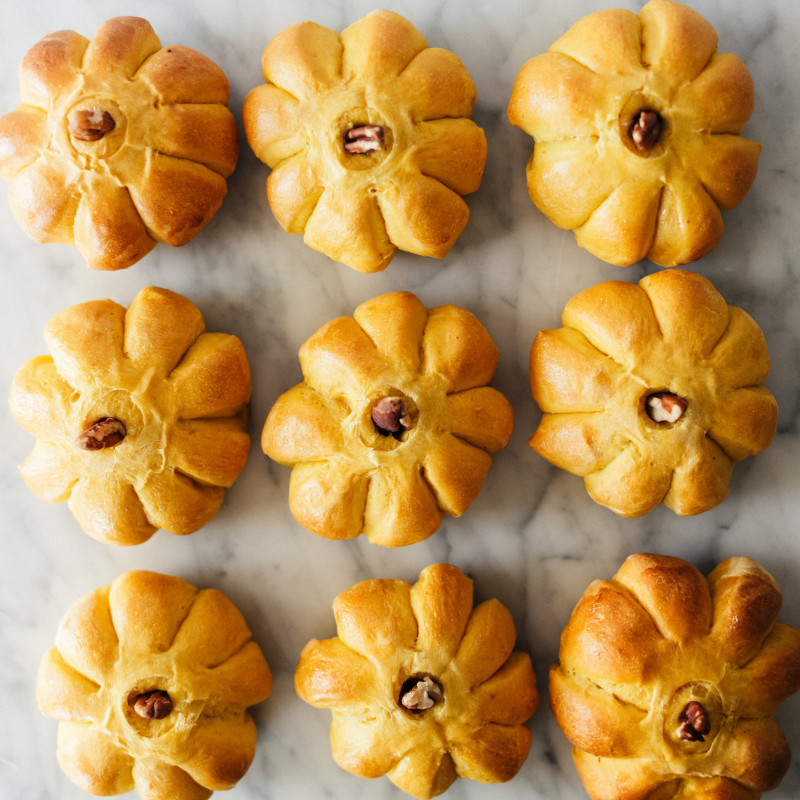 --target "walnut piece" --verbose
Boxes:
[344,125,384,154]
[133,690,173,720]
[646,392,687,424]
[74,417,127,451]
[372,397,412,437]
[677,700,711,742]
[401,675,443,711]
[630,110,662,151]
[68,108,116,141]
